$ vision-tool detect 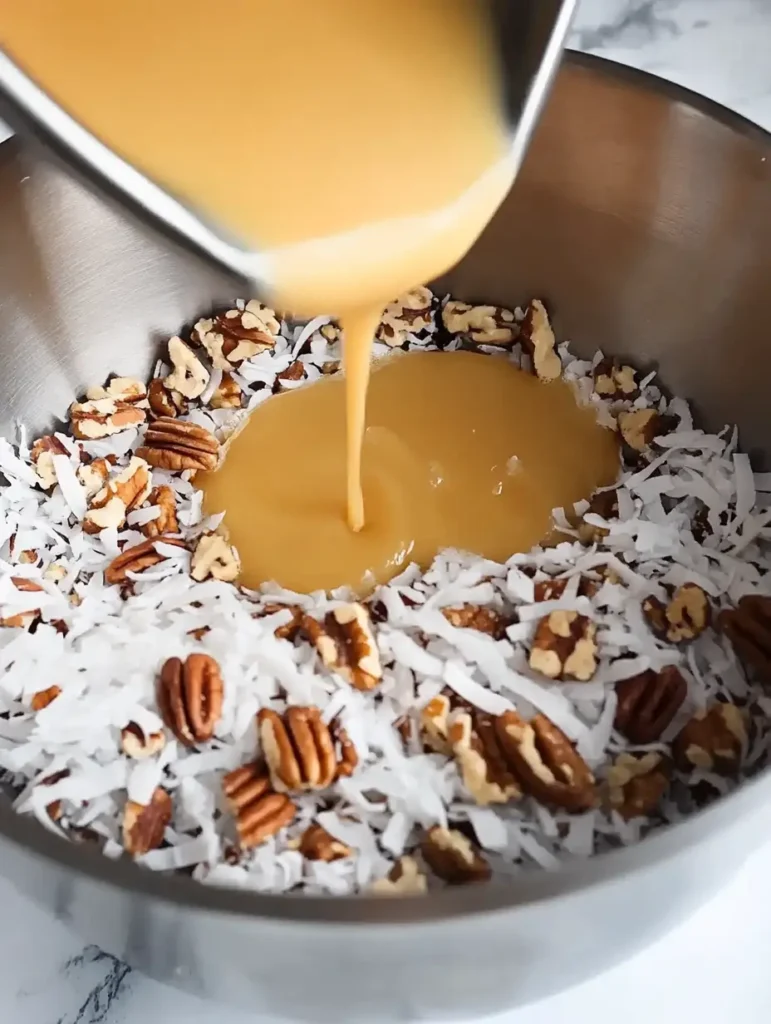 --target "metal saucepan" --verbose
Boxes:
[0,54,769,1020]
